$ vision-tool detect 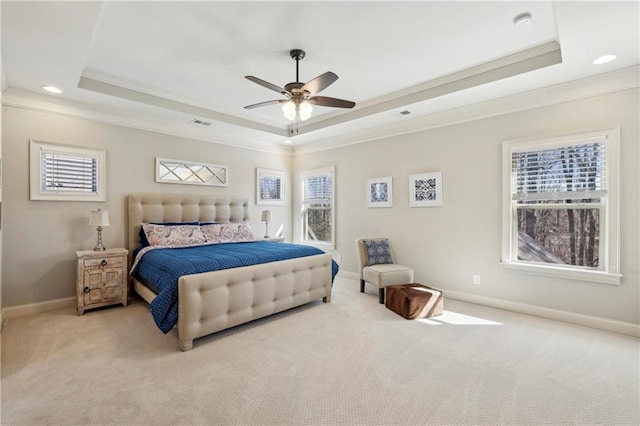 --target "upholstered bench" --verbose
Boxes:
[385,283,444,319]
